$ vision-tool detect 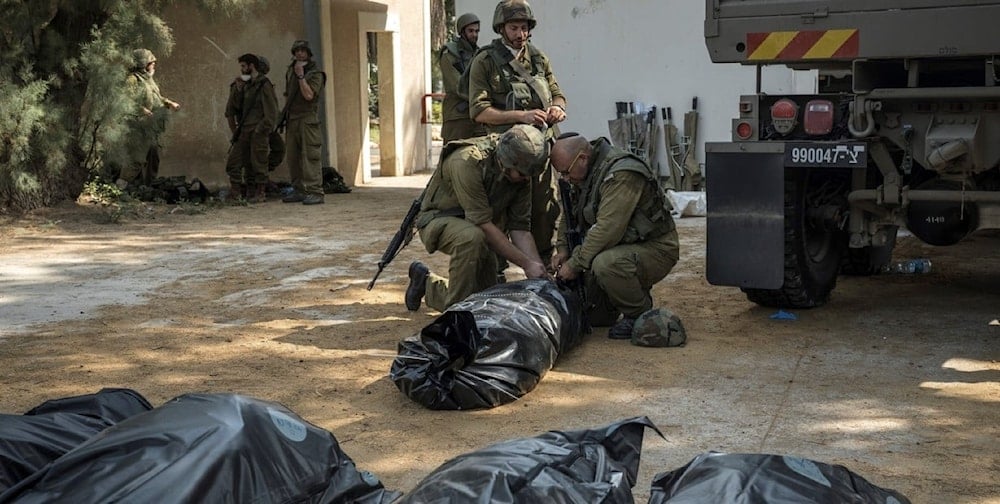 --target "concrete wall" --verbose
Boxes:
[155,0,431,190]
[456,0,815,178]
